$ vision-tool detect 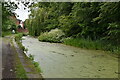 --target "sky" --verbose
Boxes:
[12,1,31,22]
[14,2,30,21]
